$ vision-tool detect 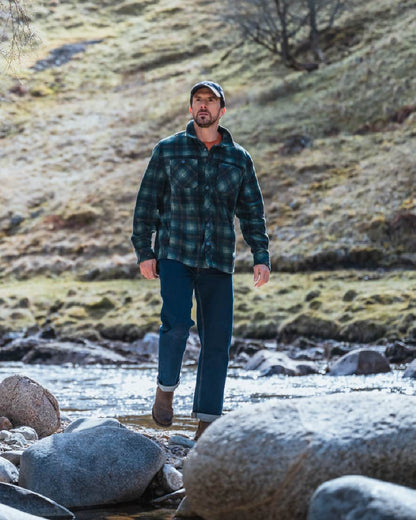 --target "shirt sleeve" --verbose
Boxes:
[235,153,271,270]
[131,144,165,264]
